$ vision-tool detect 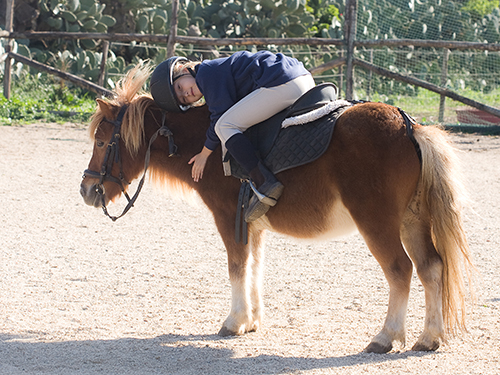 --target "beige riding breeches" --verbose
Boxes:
[215,74,315,175]
[215,74,315,145]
